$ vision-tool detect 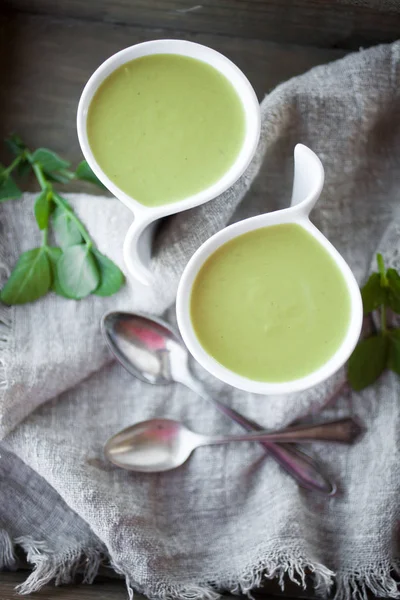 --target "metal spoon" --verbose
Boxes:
[101,312,338,495]
[105,417,363,473]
